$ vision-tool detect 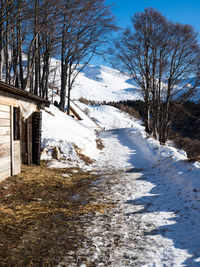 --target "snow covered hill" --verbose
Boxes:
[49,59,142,102]
[72,65,142,101]
[49,59,199,103]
